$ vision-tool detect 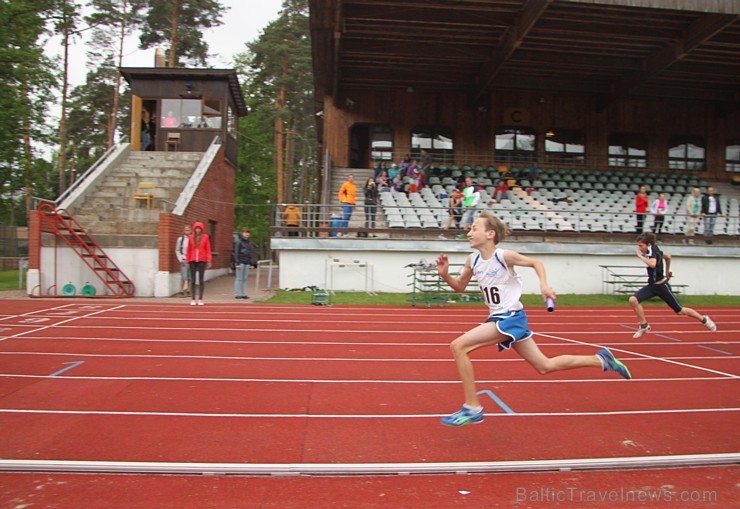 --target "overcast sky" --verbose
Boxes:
[52,0,285,87]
